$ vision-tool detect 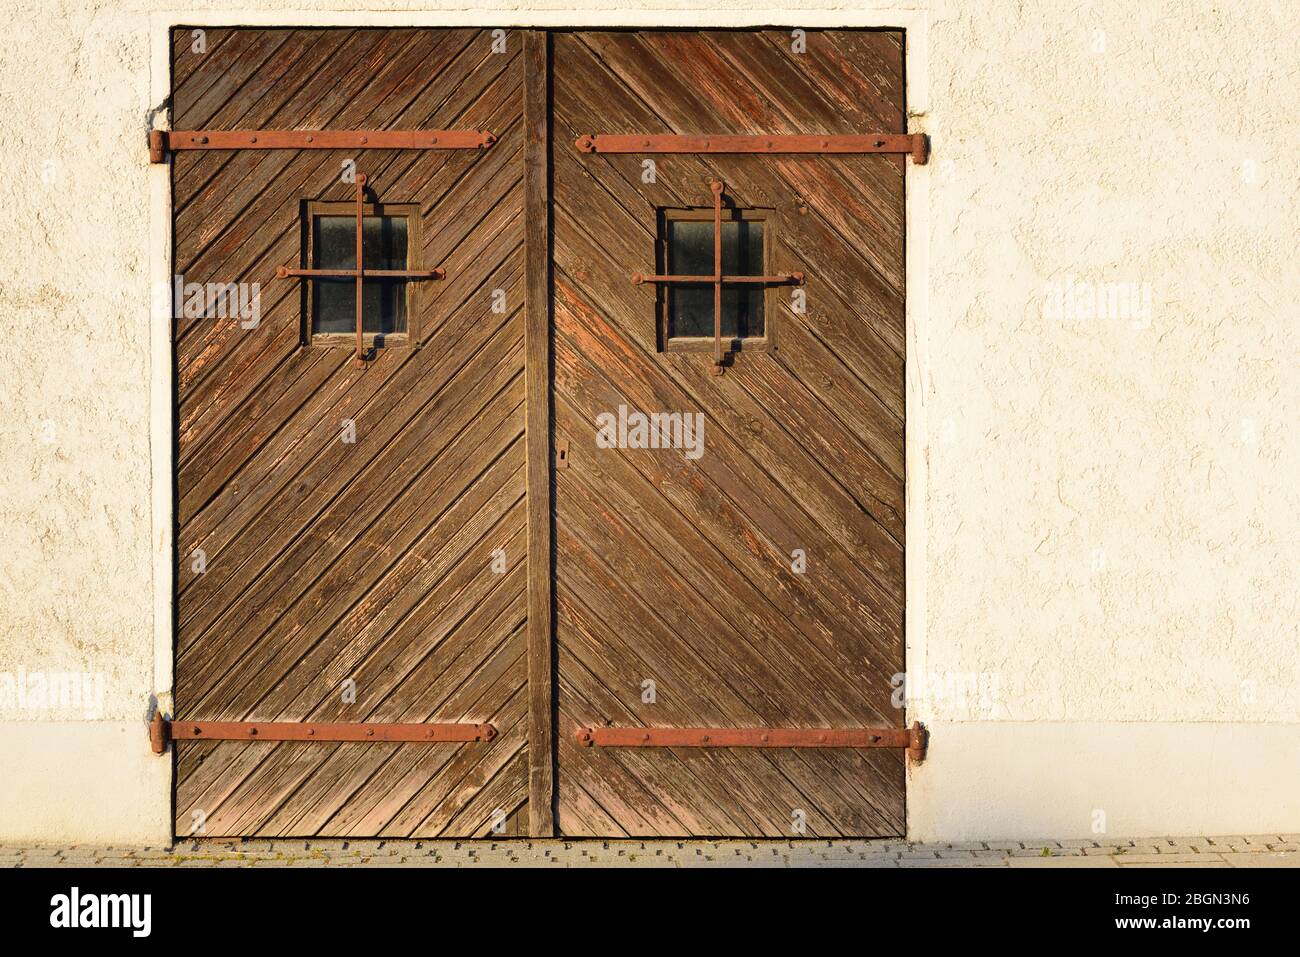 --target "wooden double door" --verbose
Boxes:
[171,28,907,838]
